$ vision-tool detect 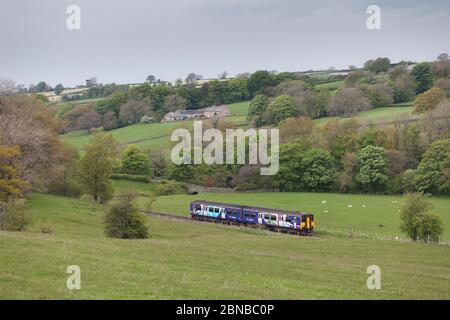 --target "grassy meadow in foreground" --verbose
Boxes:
[0,193,449,299]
